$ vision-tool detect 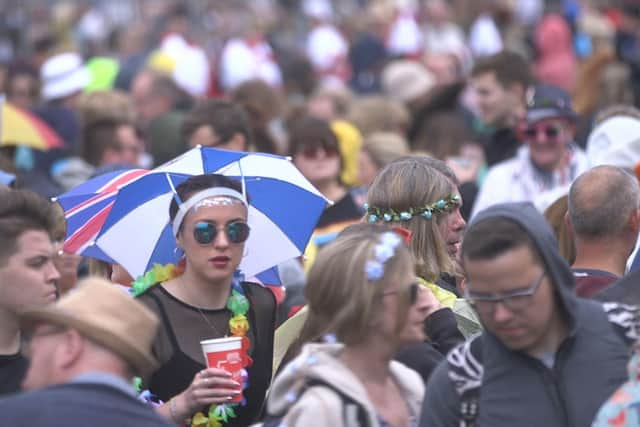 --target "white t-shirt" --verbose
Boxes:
[219,38,283,91]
